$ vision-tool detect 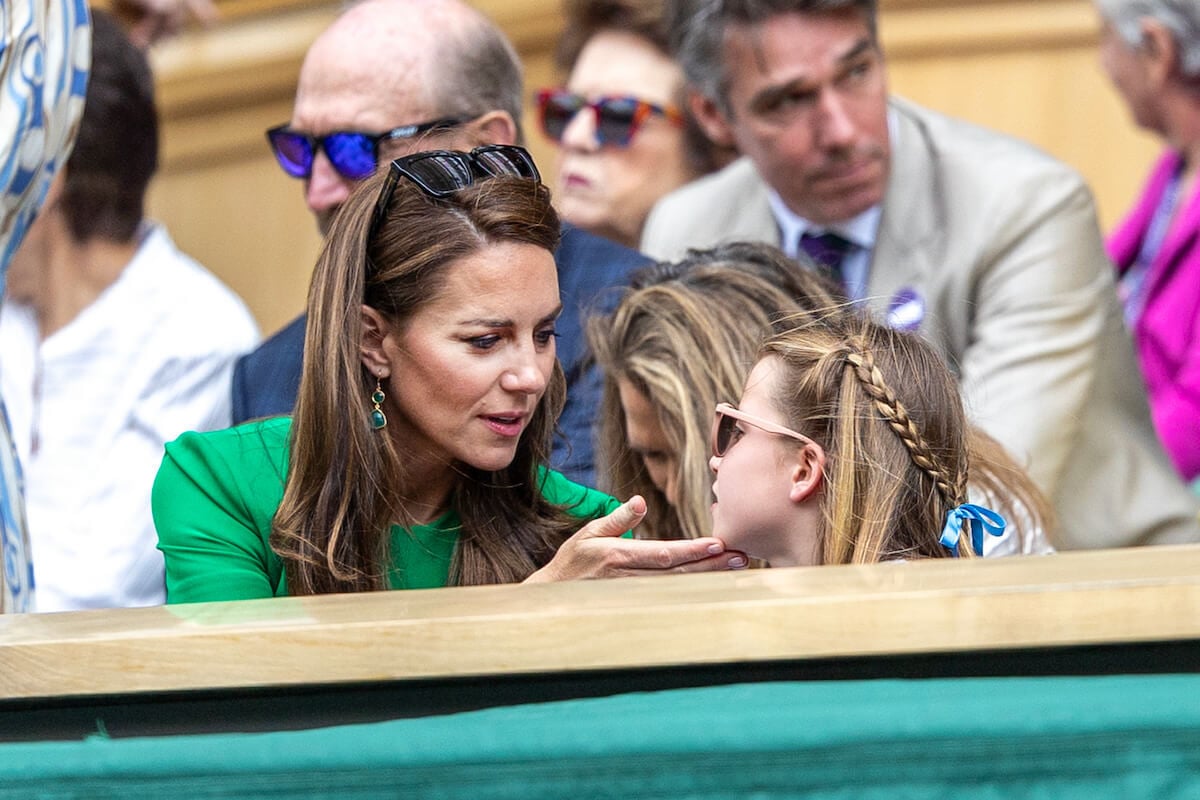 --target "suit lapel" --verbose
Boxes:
[869,99,945,317]
[730,158,785,247]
